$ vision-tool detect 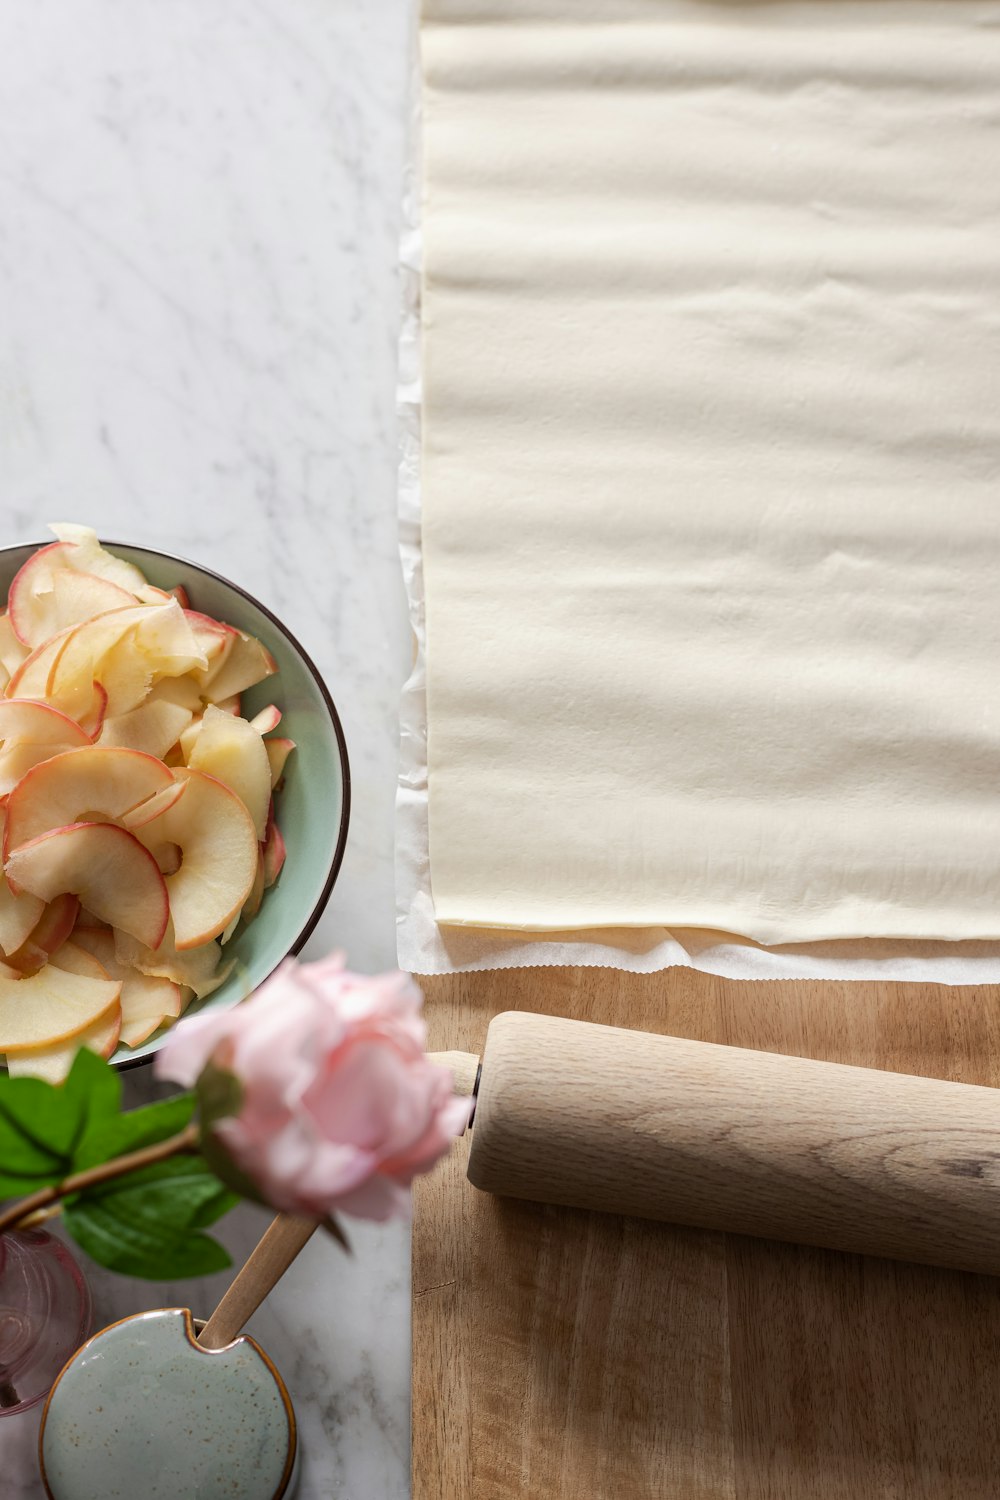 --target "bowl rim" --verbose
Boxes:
[0,539,352,1069]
